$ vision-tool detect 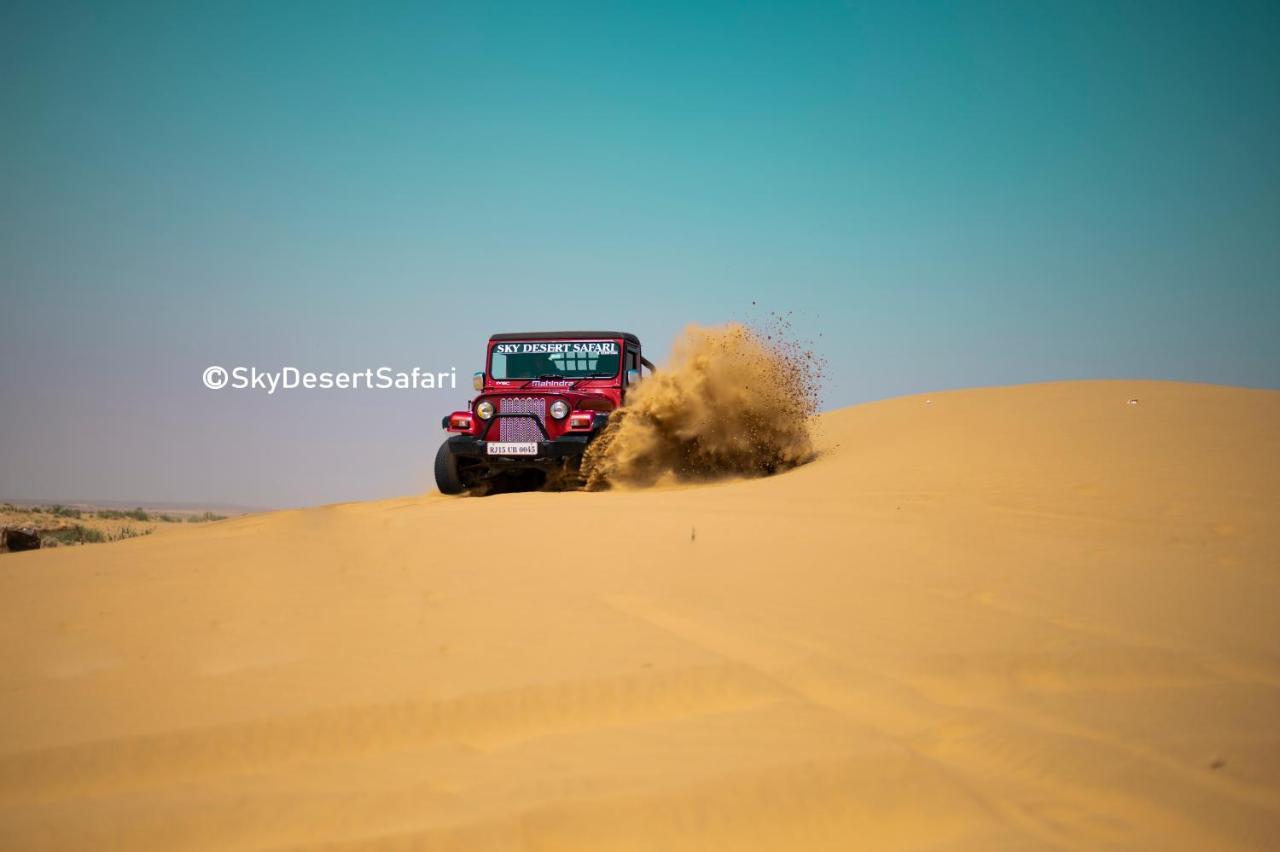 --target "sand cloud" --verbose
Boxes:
[582,322,823,489]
